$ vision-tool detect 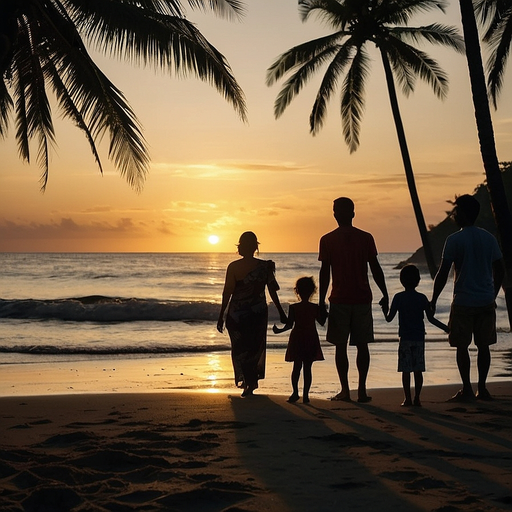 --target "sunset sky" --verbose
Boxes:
[1,0,511,254]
